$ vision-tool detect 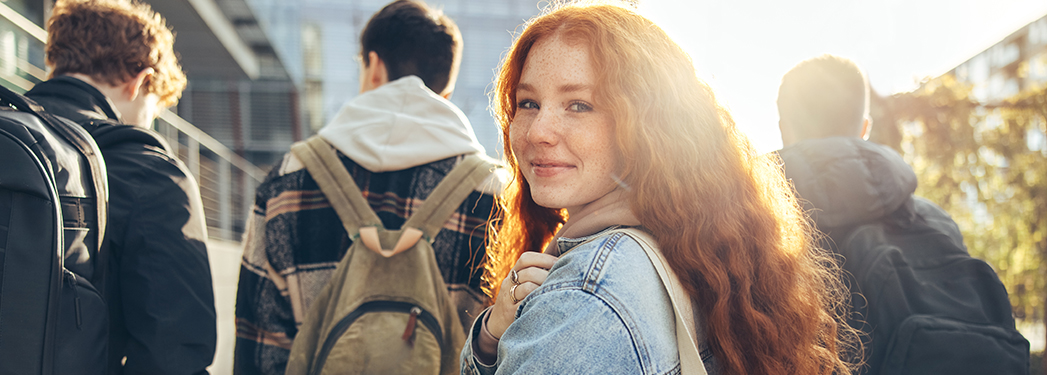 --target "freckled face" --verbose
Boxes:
[510,36,620,216]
